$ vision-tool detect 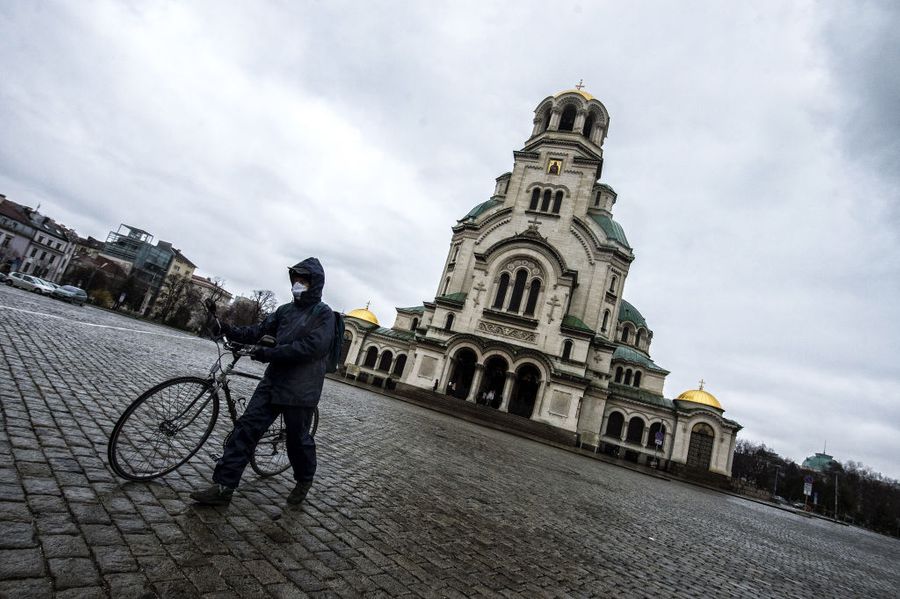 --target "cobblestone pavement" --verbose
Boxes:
[1,284,898,598]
